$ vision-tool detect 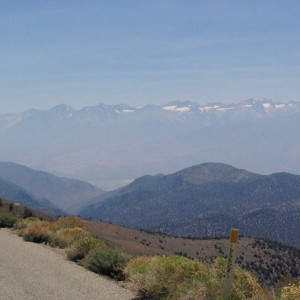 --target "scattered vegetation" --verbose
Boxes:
[1,199,300,299]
